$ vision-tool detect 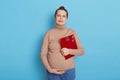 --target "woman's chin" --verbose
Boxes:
[57,23,65,26]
